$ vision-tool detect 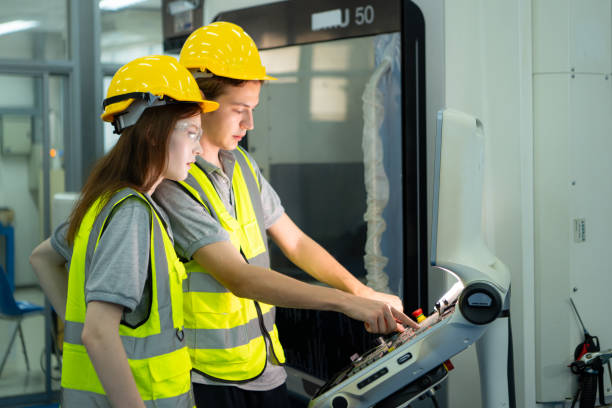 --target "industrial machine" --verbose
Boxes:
[165,2,513,405]
[309,110,512,407]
